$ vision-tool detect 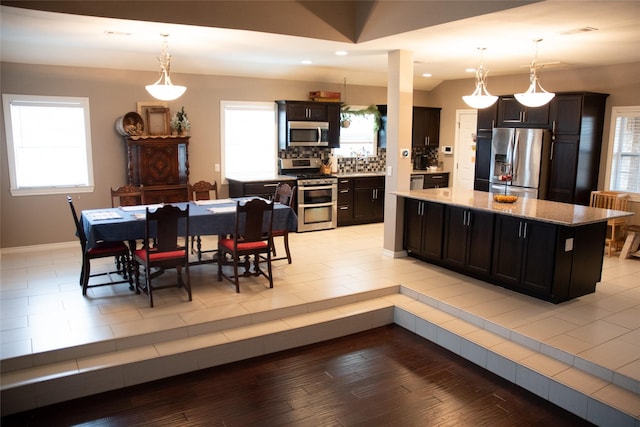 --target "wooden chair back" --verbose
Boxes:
[235,198,274,244]
[145,204,189,255]
[590,191,630,212]
[67,196,87,251]
[191,180,218,201]
[111,184,143,207]
[274,182,296,207]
